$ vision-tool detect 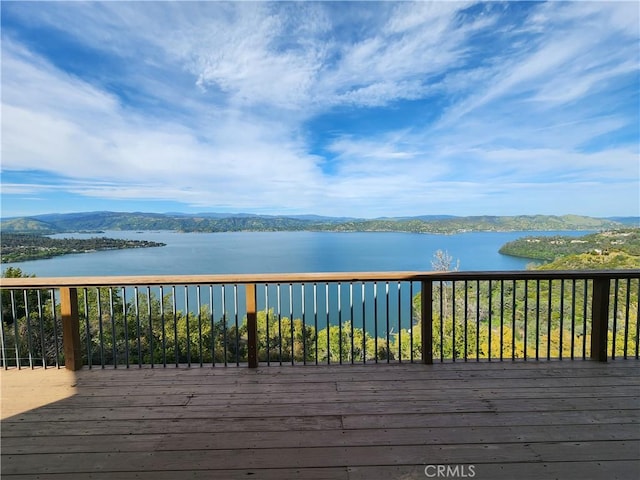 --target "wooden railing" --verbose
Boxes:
[1,270,638,370]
